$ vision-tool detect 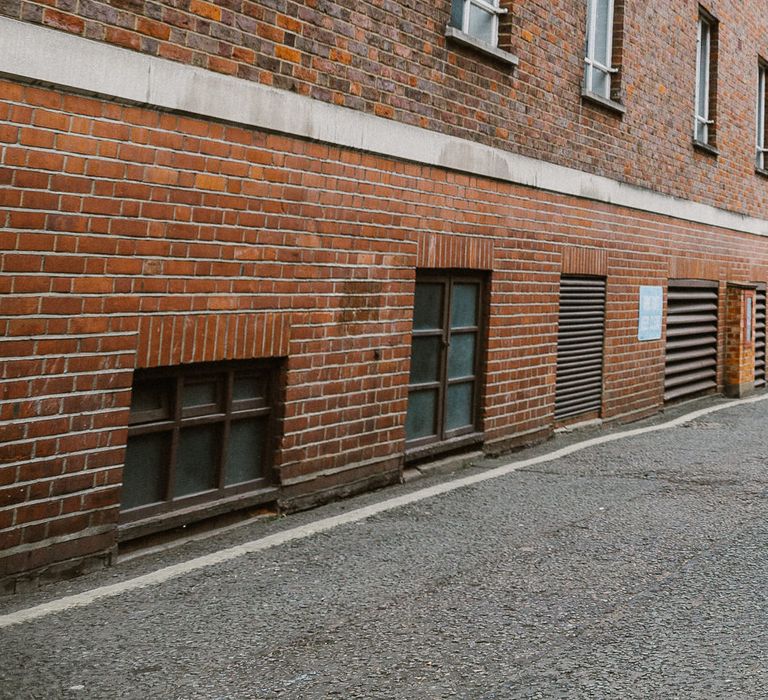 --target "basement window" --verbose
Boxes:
[406,272,485,456]
[121,361,276,523]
